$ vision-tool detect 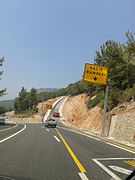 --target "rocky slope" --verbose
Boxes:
[62,94,109,134]
[61,94,135,145]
